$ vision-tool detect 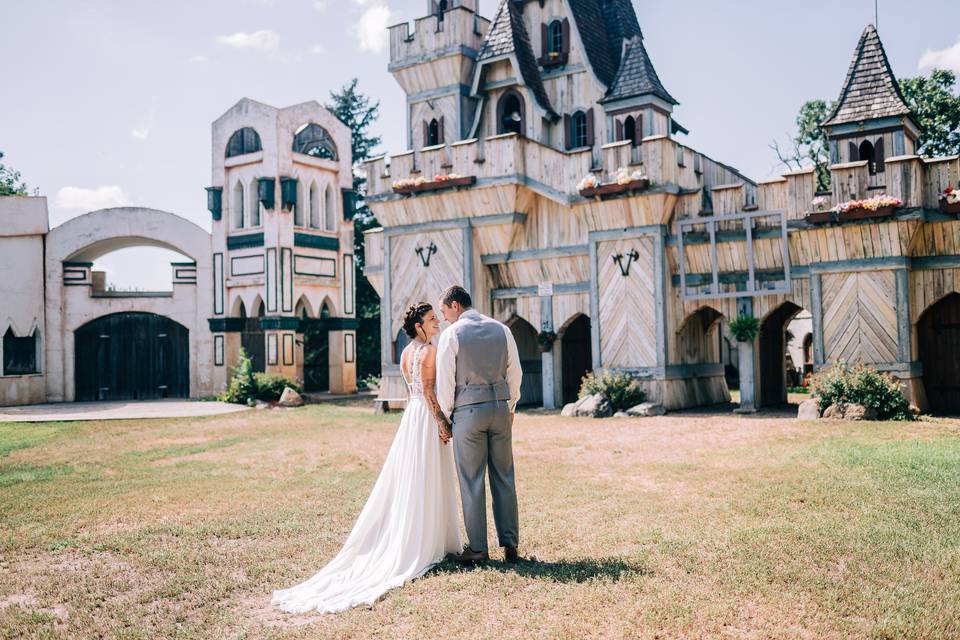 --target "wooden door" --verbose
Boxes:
[303,322,330,392]
[74,313,189,402]
[919,293,960,414]
[561,315,592,405]
[241,319,266,373]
